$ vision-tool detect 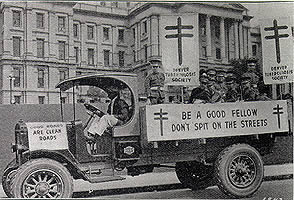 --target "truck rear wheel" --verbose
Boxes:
[175,161,214,190]
[215,143,264,198]
[2,159,17,198]
[10,158,73,198]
